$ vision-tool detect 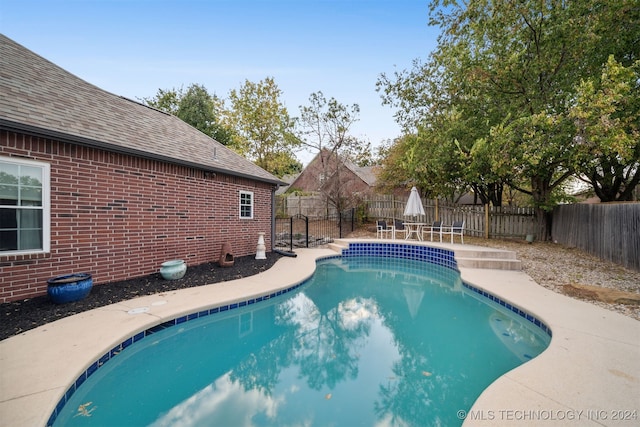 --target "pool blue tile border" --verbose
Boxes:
[462,282,552,337]
[47,242,551,426]
[341,242,458,270]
